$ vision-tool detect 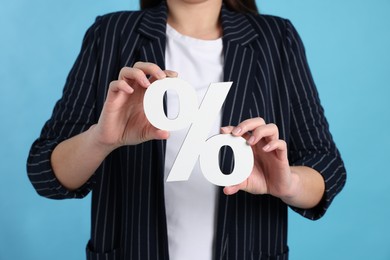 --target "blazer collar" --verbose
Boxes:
[220,6,259,45]
[137,2,168,41]
[137,1,259,46]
